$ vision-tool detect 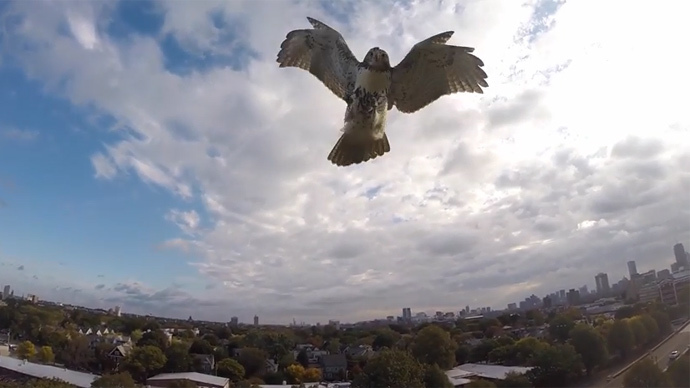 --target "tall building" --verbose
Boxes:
[673,243,688,267]
[2,285,9,299]
[114,306,121,317]
[253,315,259,326]
[402,307,412,321]
[595,273,611,295]
[627,260,638,278]
[230,316,239,326]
